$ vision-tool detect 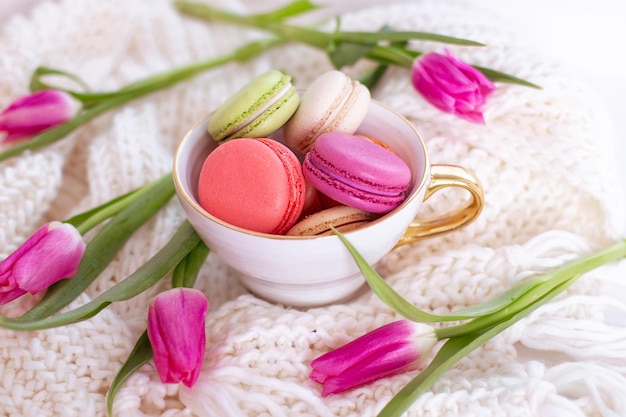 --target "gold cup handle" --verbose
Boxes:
[395,164,484,247]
